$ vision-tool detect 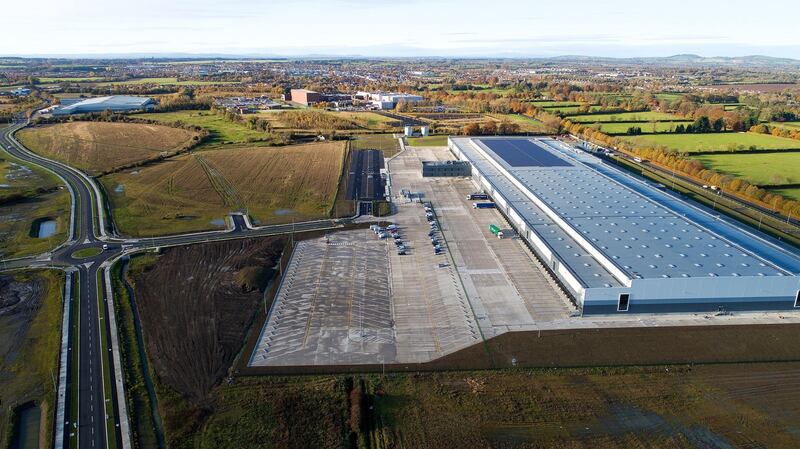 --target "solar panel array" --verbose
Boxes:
[480,138,574,168]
